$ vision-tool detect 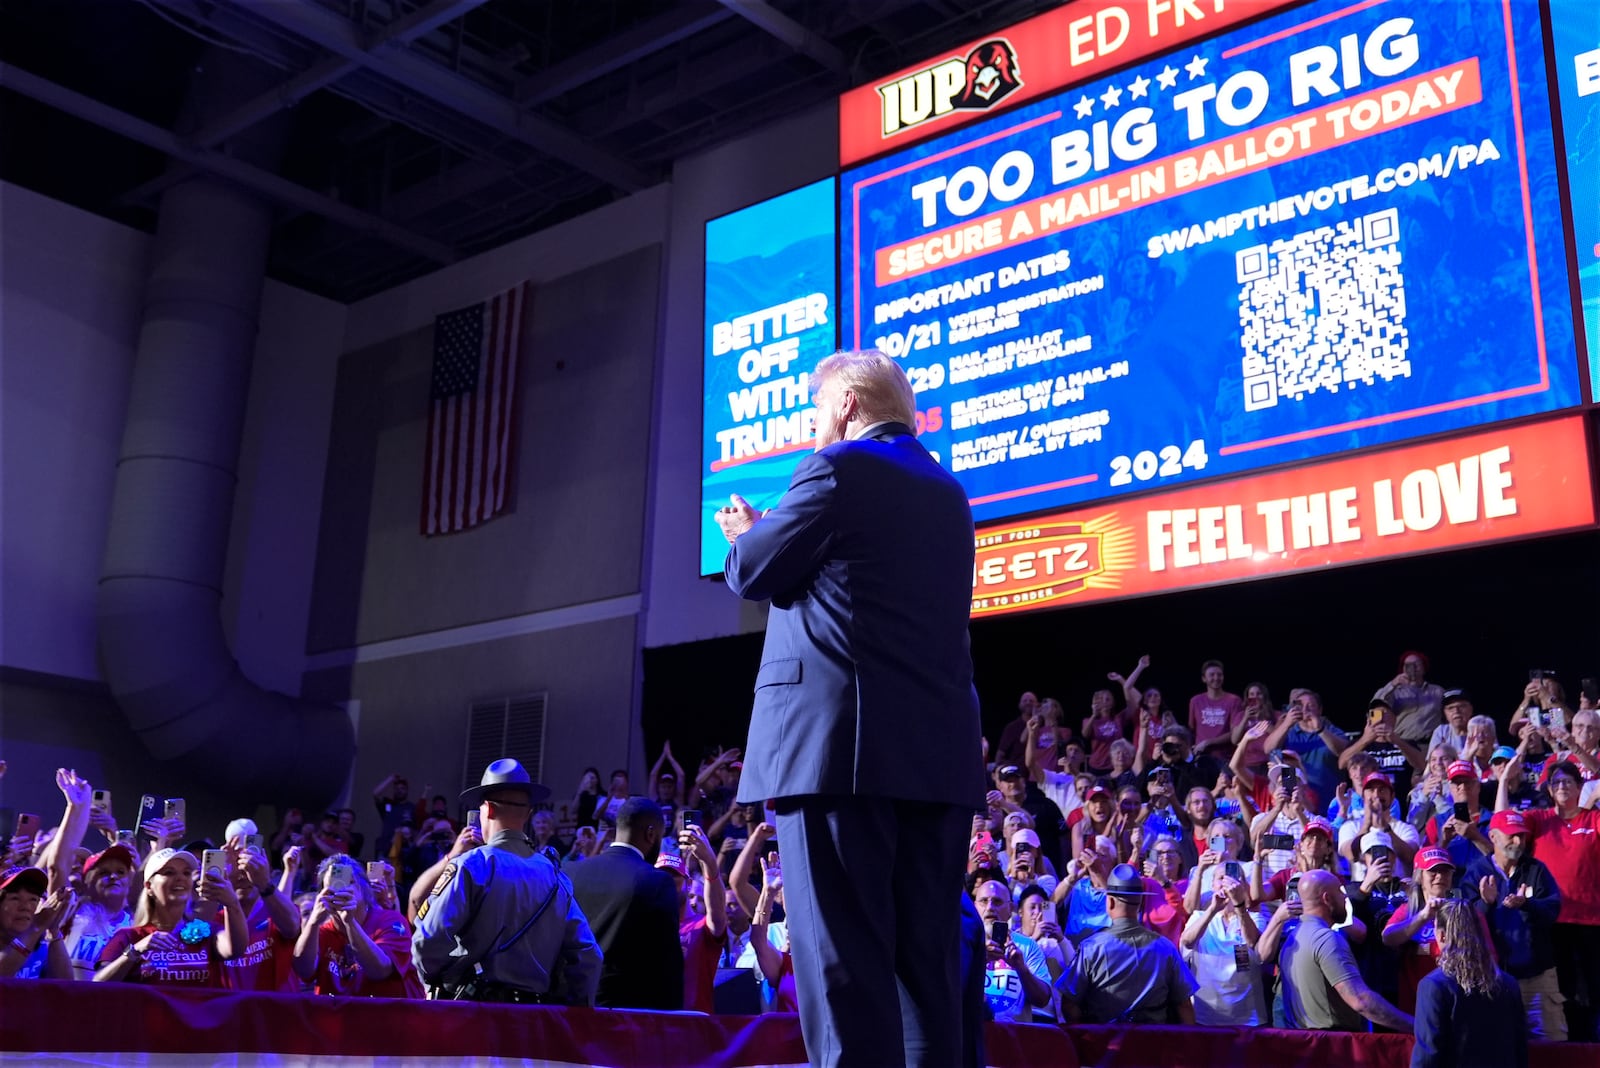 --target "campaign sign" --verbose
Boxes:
[702,178,837,575]
[1548,0,1600,390]
[841,0,1581,527]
